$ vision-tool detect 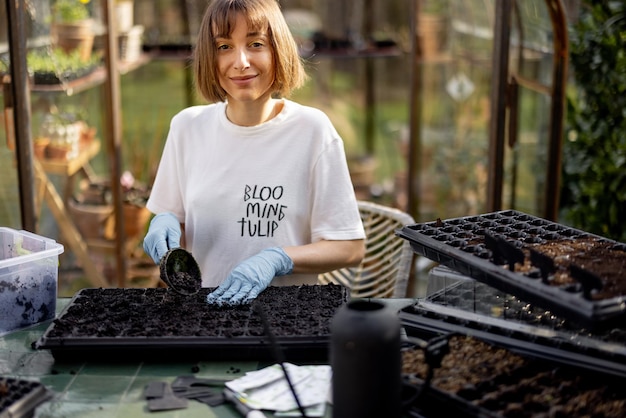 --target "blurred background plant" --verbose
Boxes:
[560,0,626,241]
[51,0,91,23]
